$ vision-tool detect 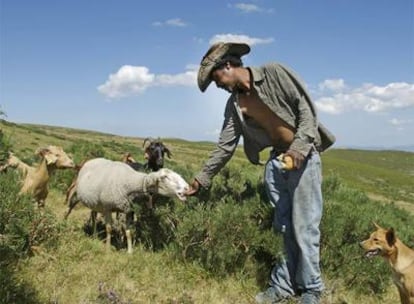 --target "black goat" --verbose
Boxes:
[142,138,171,172]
